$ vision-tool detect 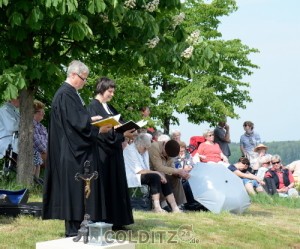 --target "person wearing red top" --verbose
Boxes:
[195,130,229,165]
[265,154,299,197]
